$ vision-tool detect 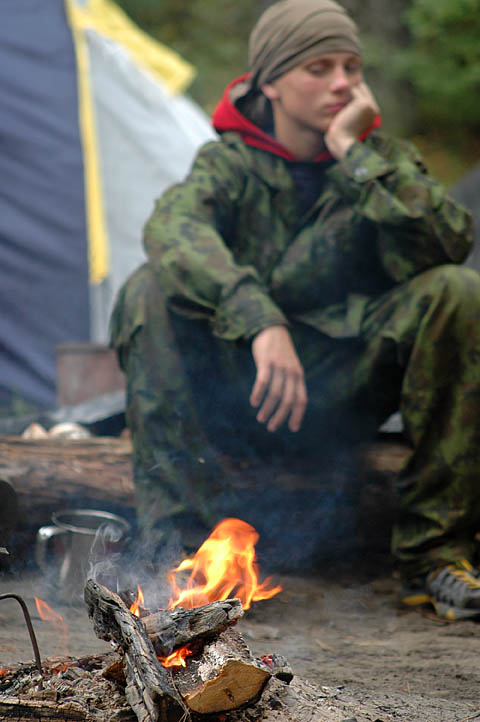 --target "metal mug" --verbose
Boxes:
[36,509,131,604]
